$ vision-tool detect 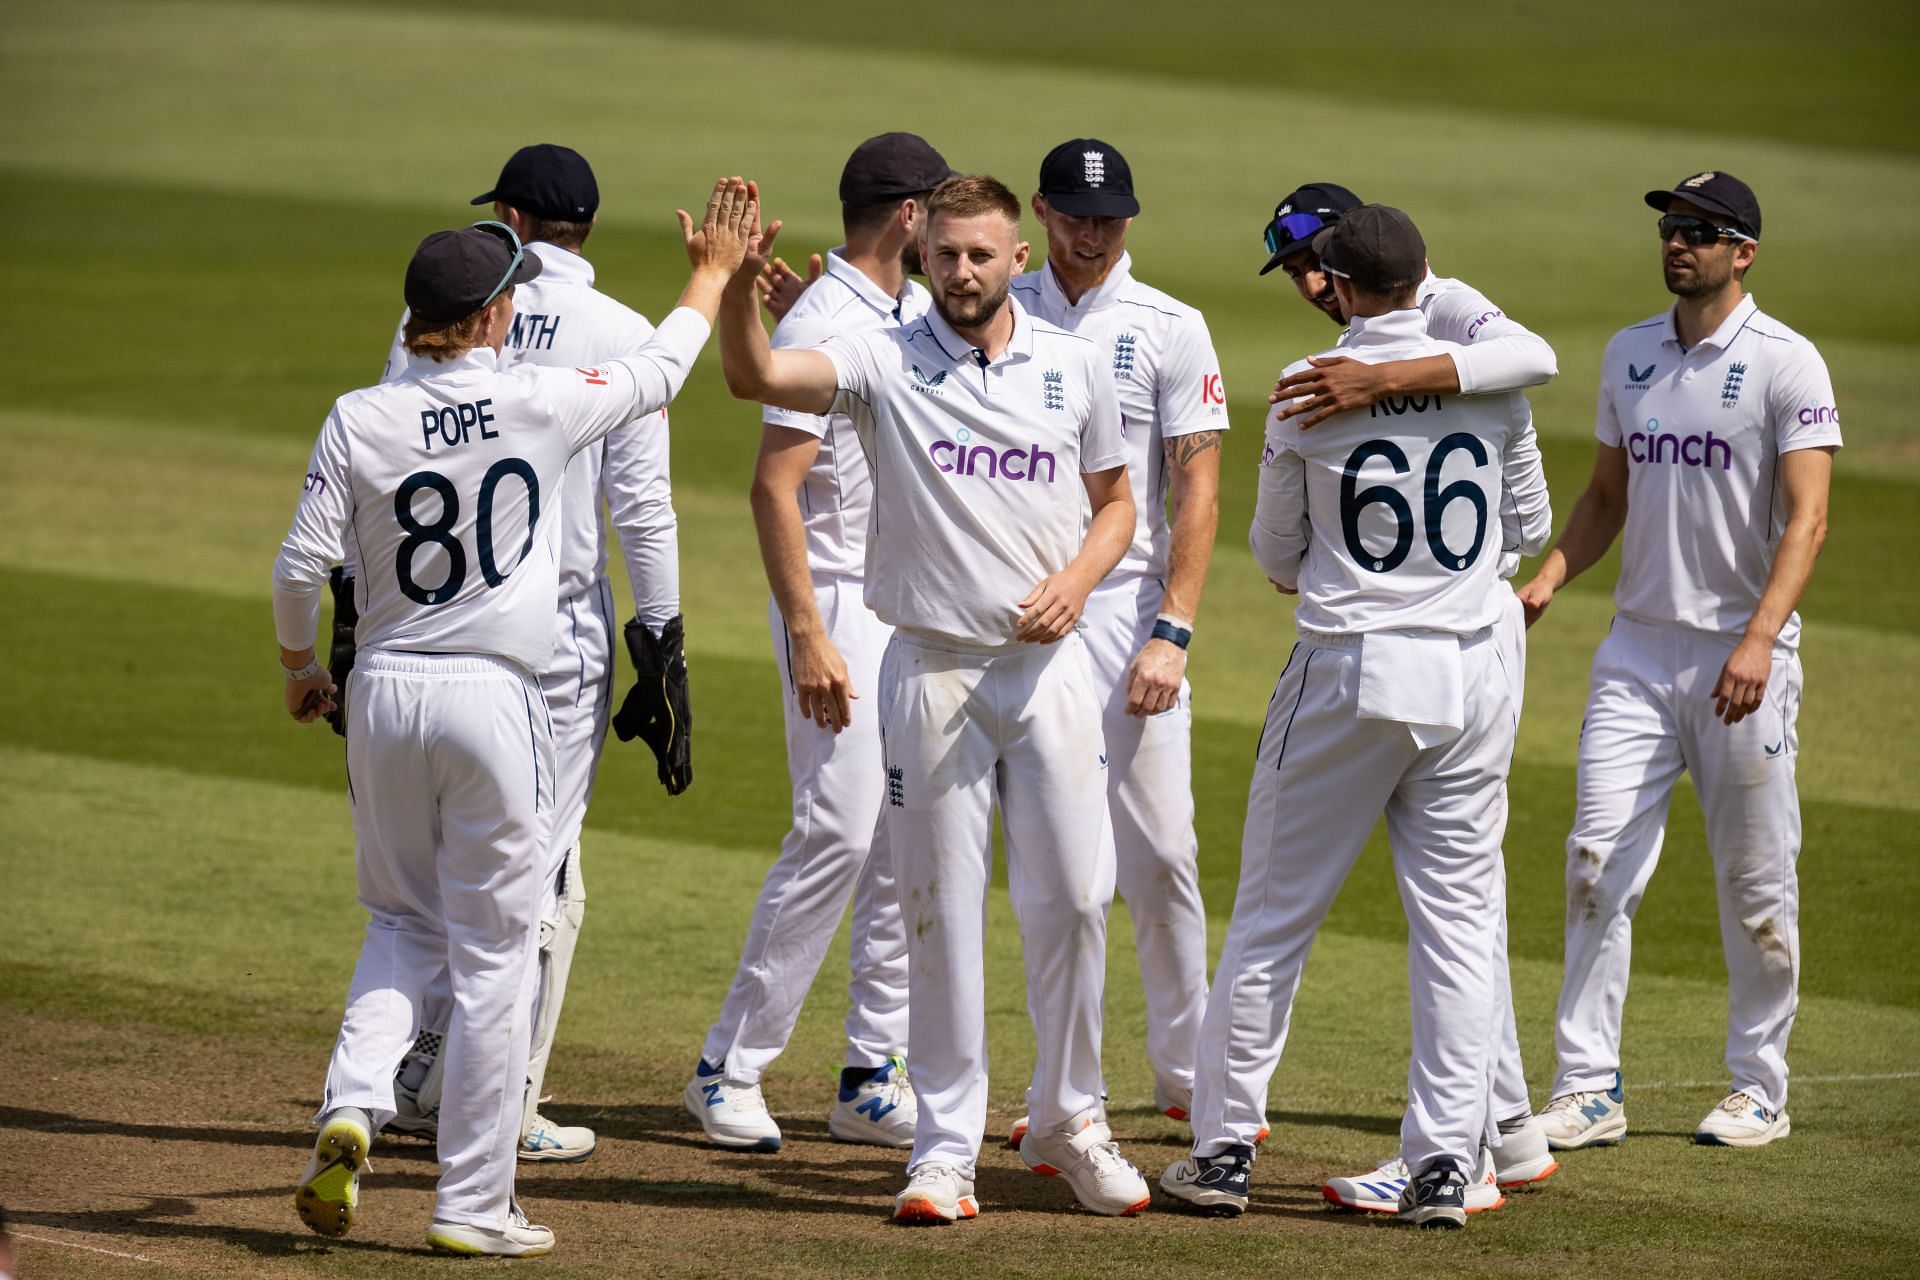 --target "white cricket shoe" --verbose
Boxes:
[683,1059,782,1152]
[892,1163,980,1224]
[1153,1081,1193,1121]
[828,1057,916,1148]
[1693,1092,1791,1147]
[294,1108,371,1238]
[426,1204,555,1257]
[1493,1113,1559,1188]
[1323,1148,1503,1214]
[1019,1107,1152,1216]
[519,1112,596,1163]
[1539,1071,1628,1149]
